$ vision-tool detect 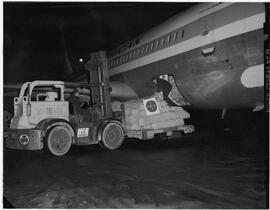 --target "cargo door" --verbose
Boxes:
[159,74,190,106]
